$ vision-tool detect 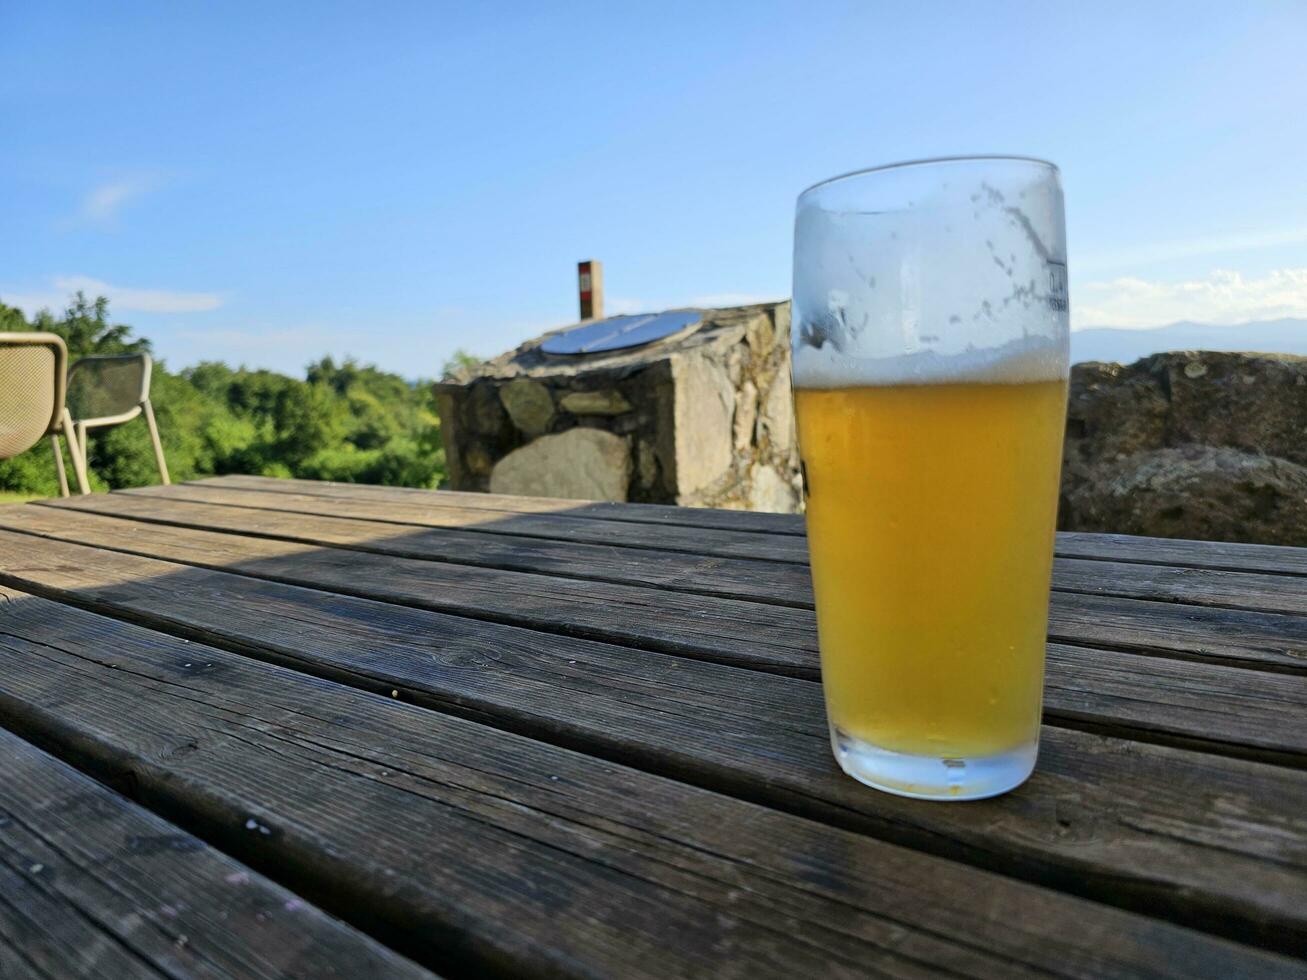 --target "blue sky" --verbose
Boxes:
[3,1,1306,377]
